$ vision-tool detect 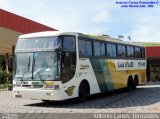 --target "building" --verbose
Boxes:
[0,9,57,72]
[145,43,160,82]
